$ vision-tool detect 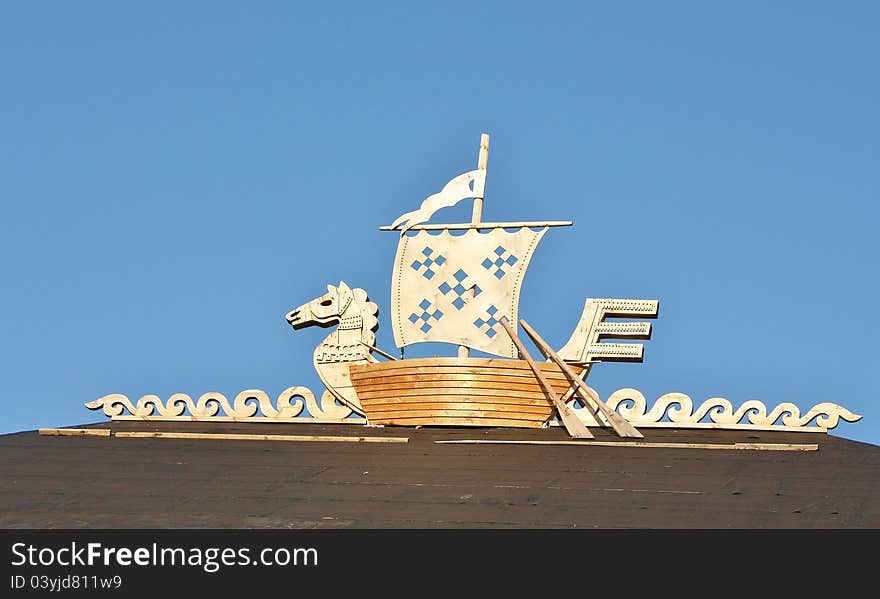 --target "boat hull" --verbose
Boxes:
[348,357,576,428]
